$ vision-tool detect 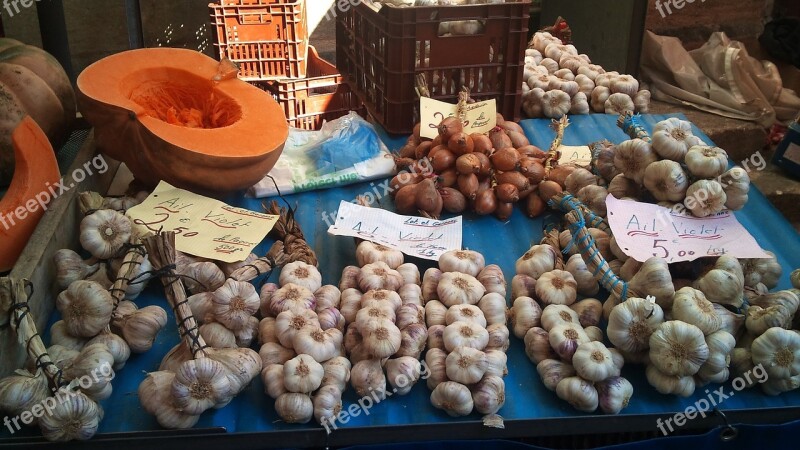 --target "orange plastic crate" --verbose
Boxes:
[209,0,308,81]
[256,46,366,131]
